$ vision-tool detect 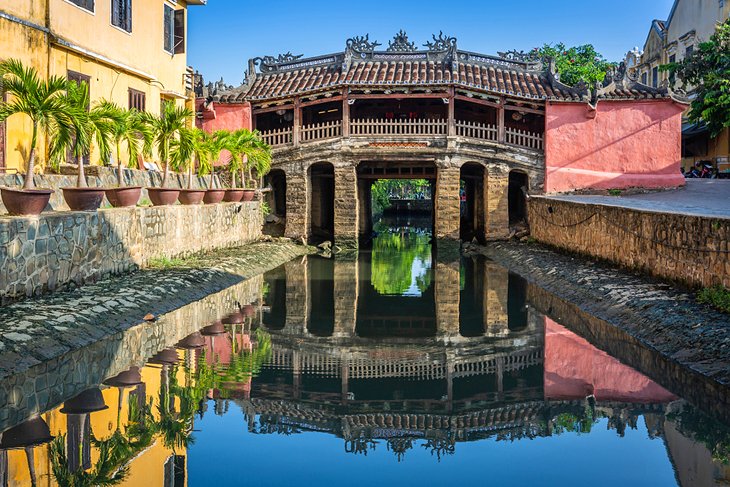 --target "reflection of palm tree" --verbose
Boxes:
[154,365,195,453]
[49,435,127,487]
